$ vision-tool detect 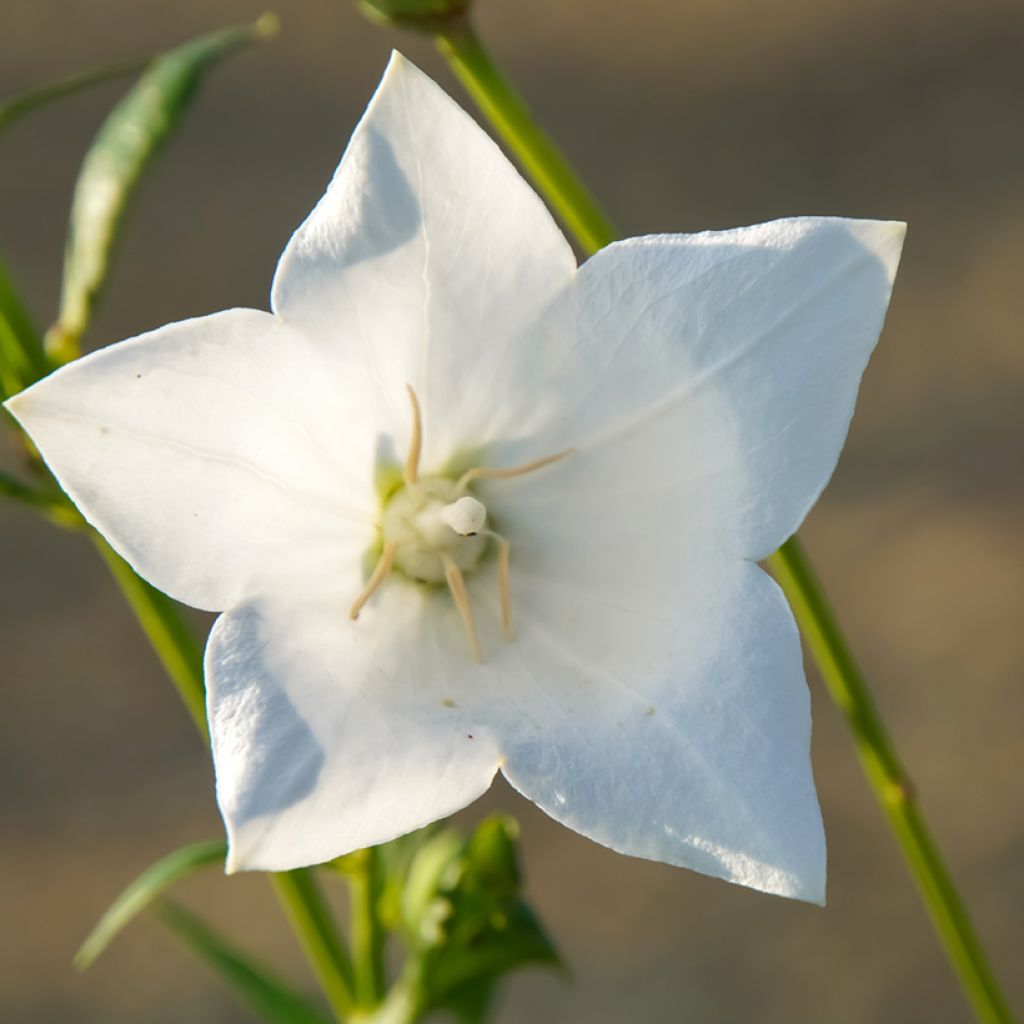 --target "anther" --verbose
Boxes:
[349,541,398,620]
[443,554,482,662]
[456,448,573,492]
[404,383,422,485]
